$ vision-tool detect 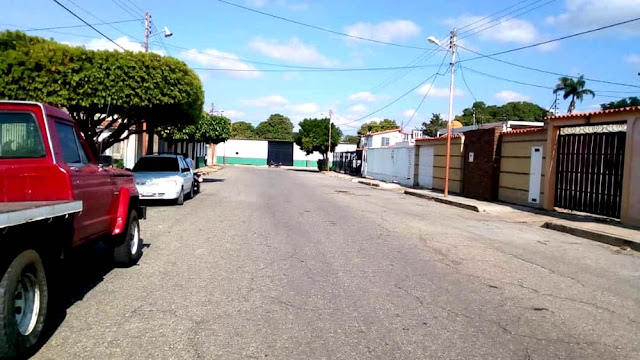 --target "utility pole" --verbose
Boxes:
[144,12,150,53]
[443,28,457,197]
[327,109,333,170]
[142,12,151,155]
